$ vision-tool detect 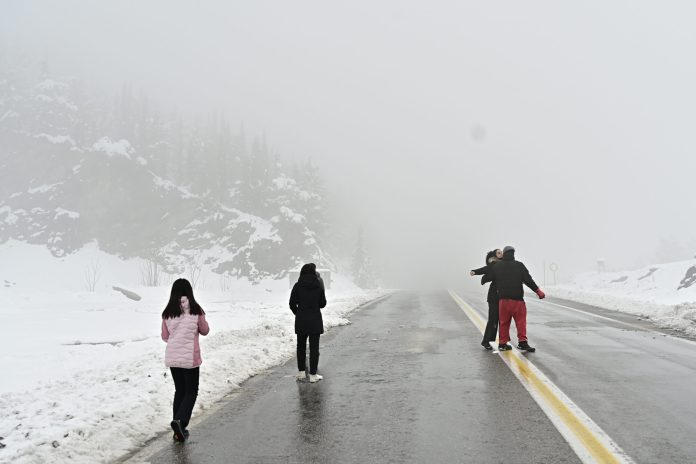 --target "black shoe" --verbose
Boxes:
[498,344,512,351]
[481,342,493,350]
[173,429,190,440]
[170,420,186,442]
[517,341,536,352]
